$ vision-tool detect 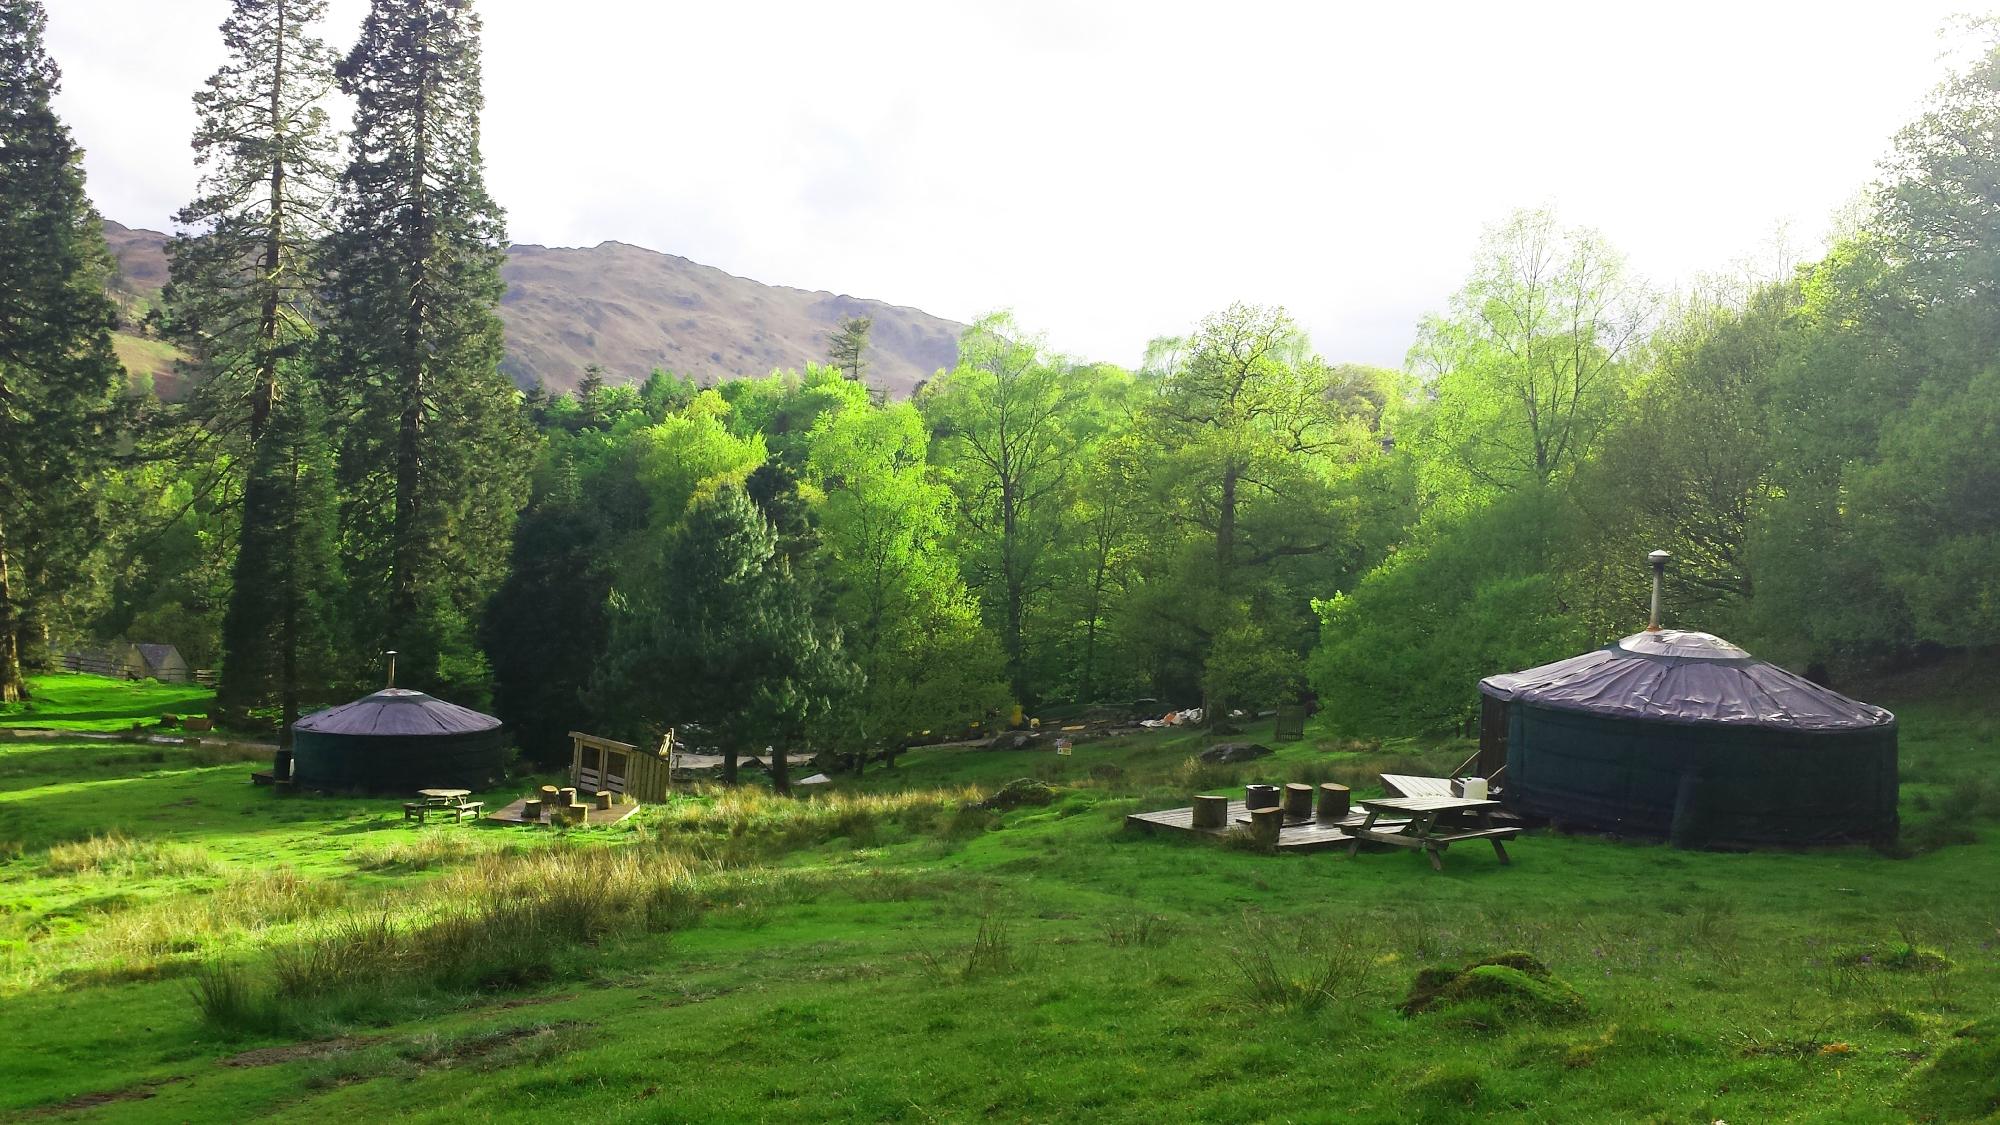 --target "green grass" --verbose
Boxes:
[0,697,1995,1121]
[0,672,216,733]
